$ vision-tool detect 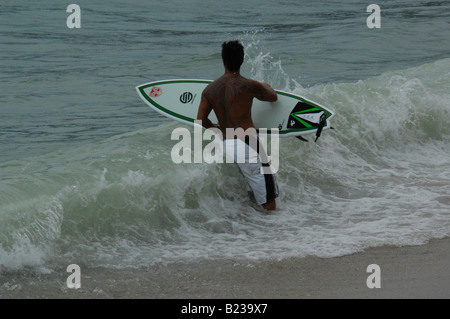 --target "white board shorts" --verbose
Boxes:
[223,137,279,206]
